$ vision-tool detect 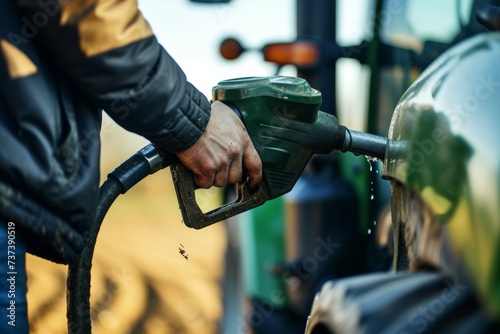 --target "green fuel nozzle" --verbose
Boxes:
[172,76,387,229]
